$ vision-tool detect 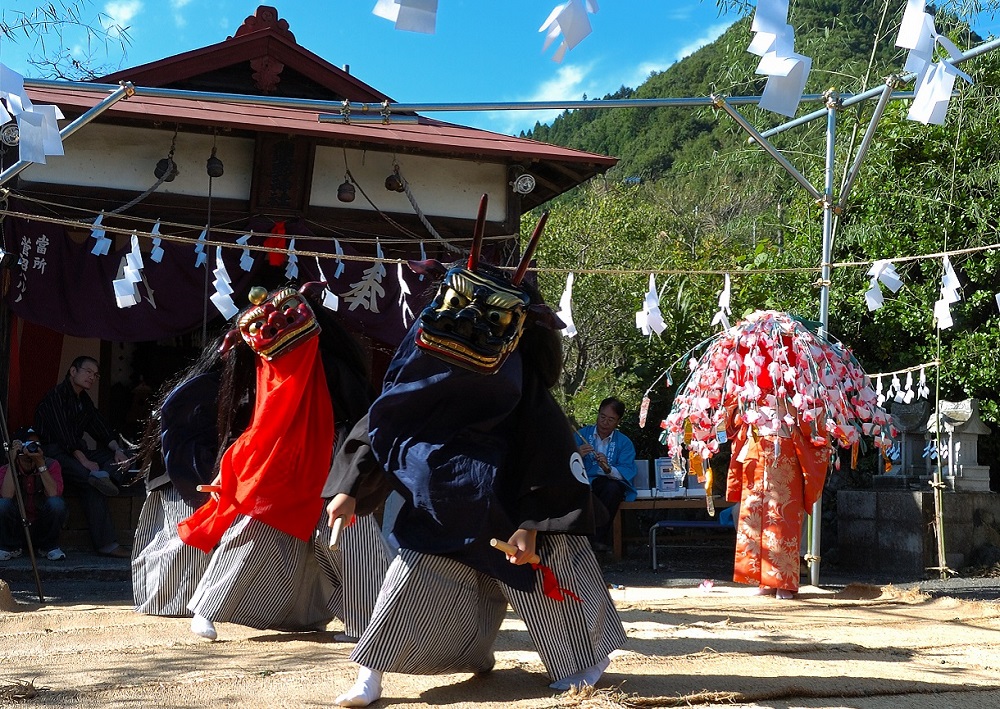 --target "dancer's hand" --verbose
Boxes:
[506,528,537,565]
[326,493,357,529]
